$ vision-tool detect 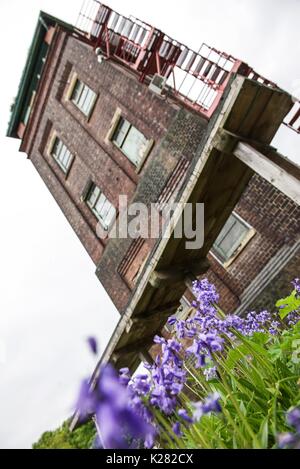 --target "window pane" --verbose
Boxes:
[212,214,250,262]
[87,185,100,207]
[58,145,67,164]
[214,216,236,248]
[61,148,71,167]
[122,126,147,165]
[86,183,115,229]
[52,138,62,157]
[51,138,73,172]
[113,118,131,147]
[78,85,89,111]
[105,205,116,227]
[95,193,107,217]
[72,80,96,115]
[82,88,96,115]
[71,80,83,104]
